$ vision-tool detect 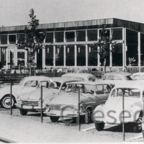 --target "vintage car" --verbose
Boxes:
[45,81,114,124]
[131,72,144,80]
[61,73,96,81]
[102,72,132,80]
[15,77,79,115]
[93,81,143,132]
[0,76,51,109]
